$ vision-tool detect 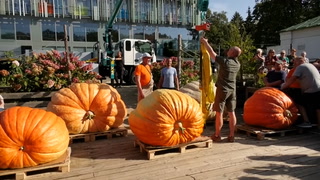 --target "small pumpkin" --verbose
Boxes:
[47,83,127,134]
[243,87,299,129]
[129,89,204,147]
[0,107,69,169]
